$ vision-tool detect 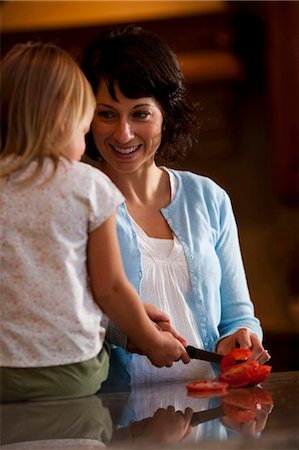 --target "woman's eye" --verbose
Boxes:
[133,111,150,120]
[97,110,115,120]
